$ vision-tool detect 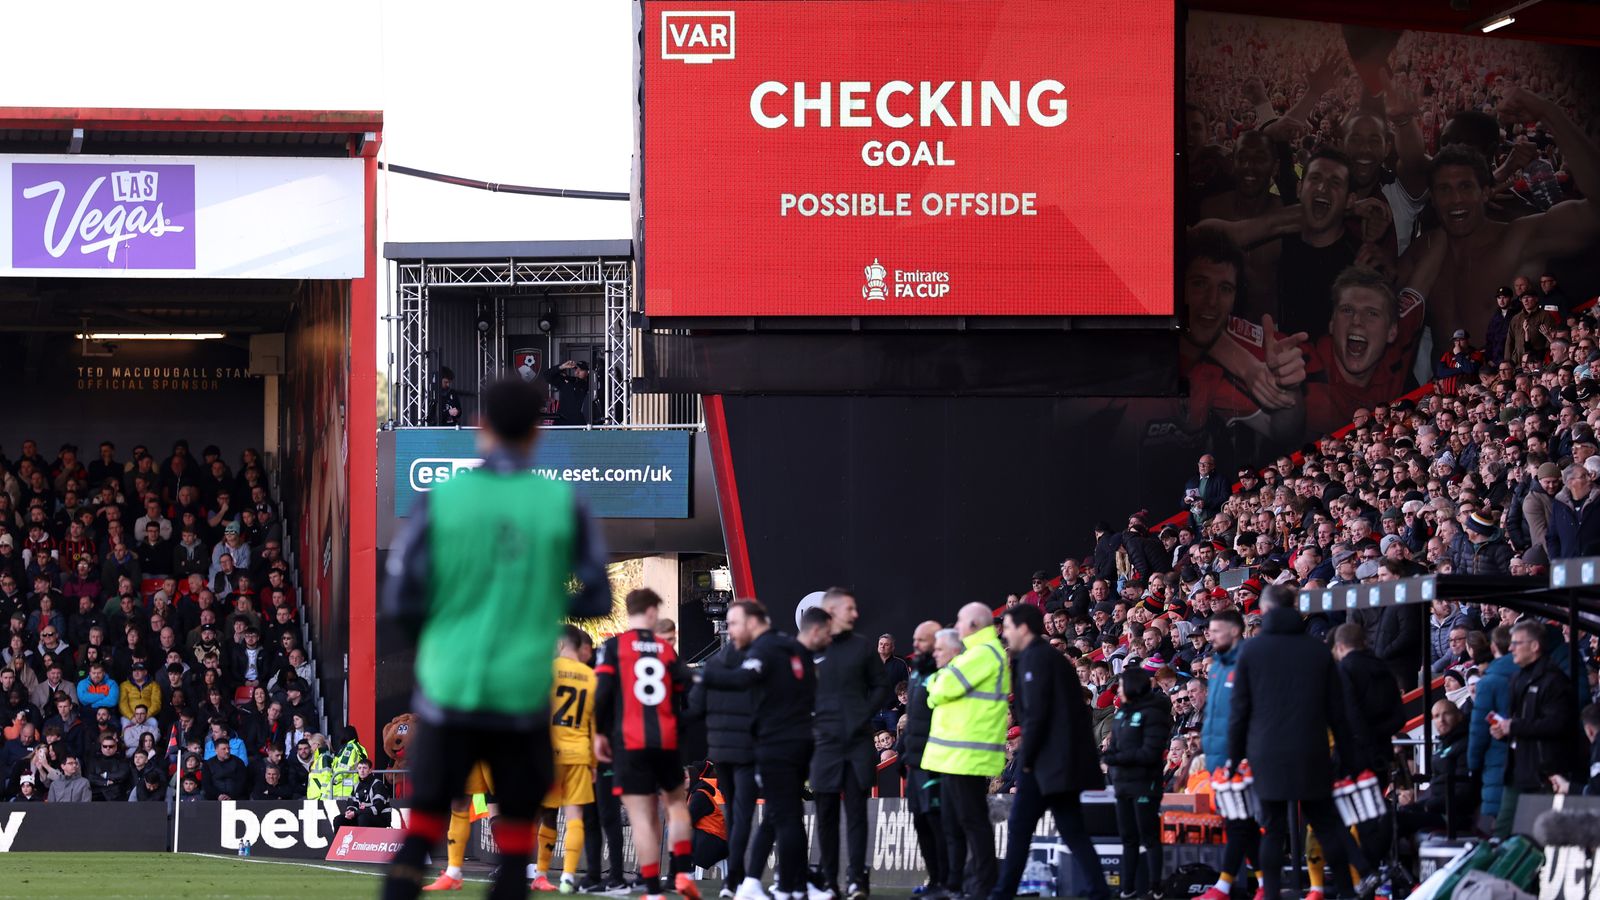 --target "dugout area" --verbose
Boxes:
[0,108,381,742]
